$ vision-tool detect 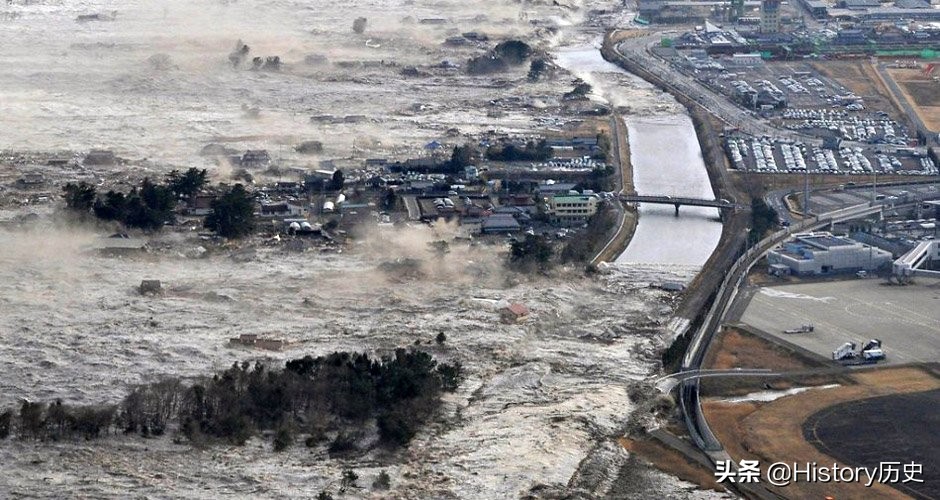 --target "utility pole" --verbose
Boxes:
[803,167,809,217]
